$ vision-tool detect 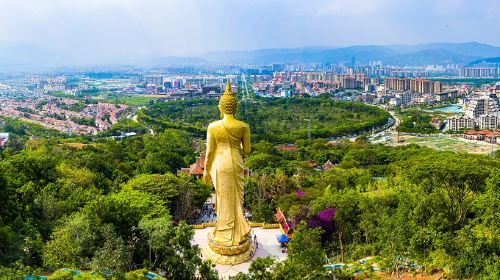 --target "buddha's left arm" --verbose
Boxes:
[242,126,251,155]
